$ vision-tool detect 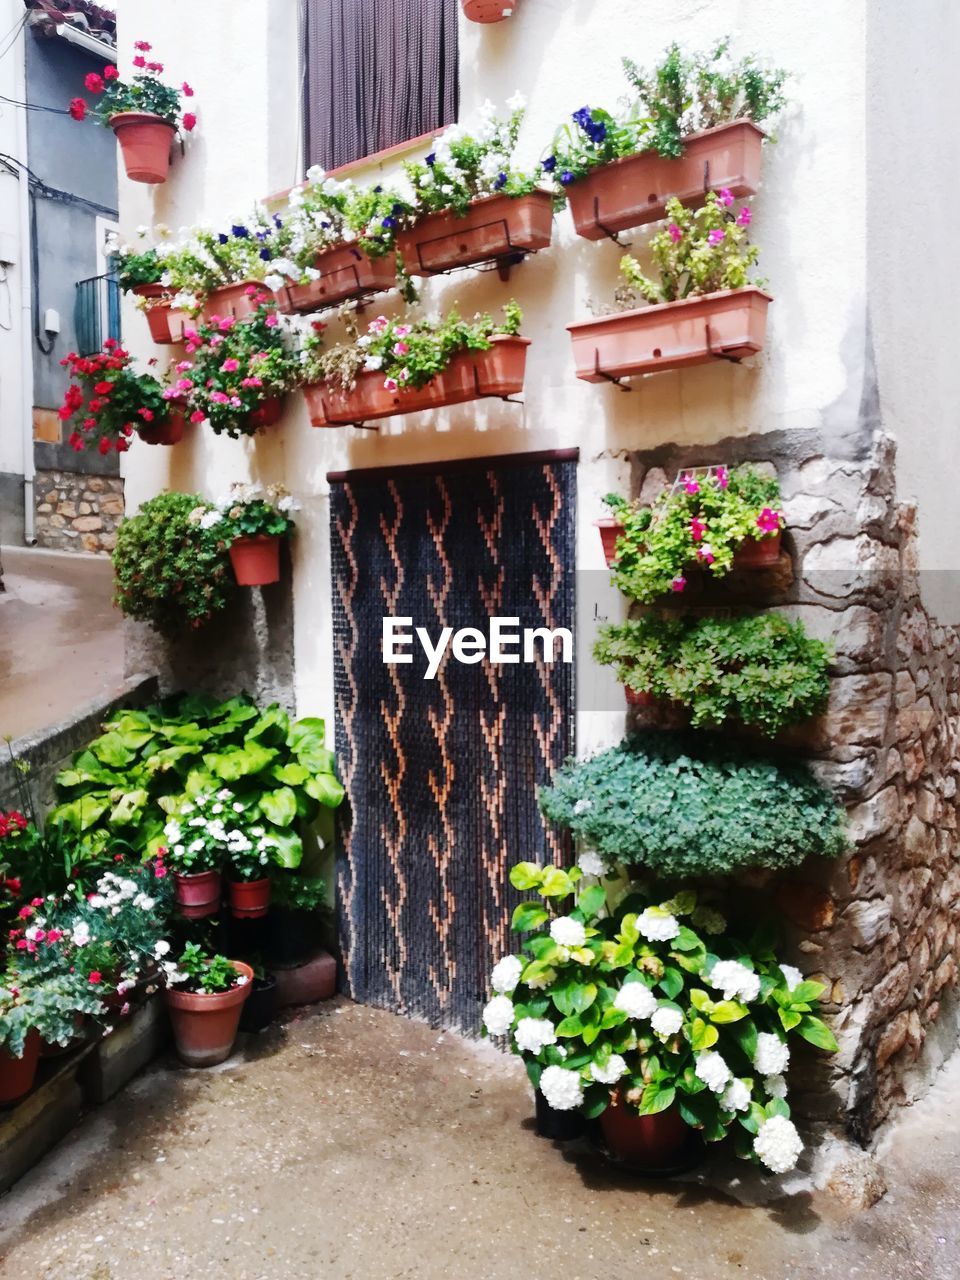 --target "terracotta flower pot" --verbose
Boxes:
[396,191,553,276]
[599,1094,695,1170]
[565,120,764,240]
[0,1031,41,1105]
[228,877,271,920]
[248,396,283,429]
[132,283,177,344]
[461,0,518,19]
[201,281,266,324]
[568,287,772,381]
[595,517,625,566]
[734,532,782,568]
[110,112,176,184]
[306,334,530,427]
[137,404,186,447]
[625,687,660,708]
[274,246,398,314]
[535,1088,585,1140]
[165,960,254,1068]
[229,535,281,586]
[173,869,222,920]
